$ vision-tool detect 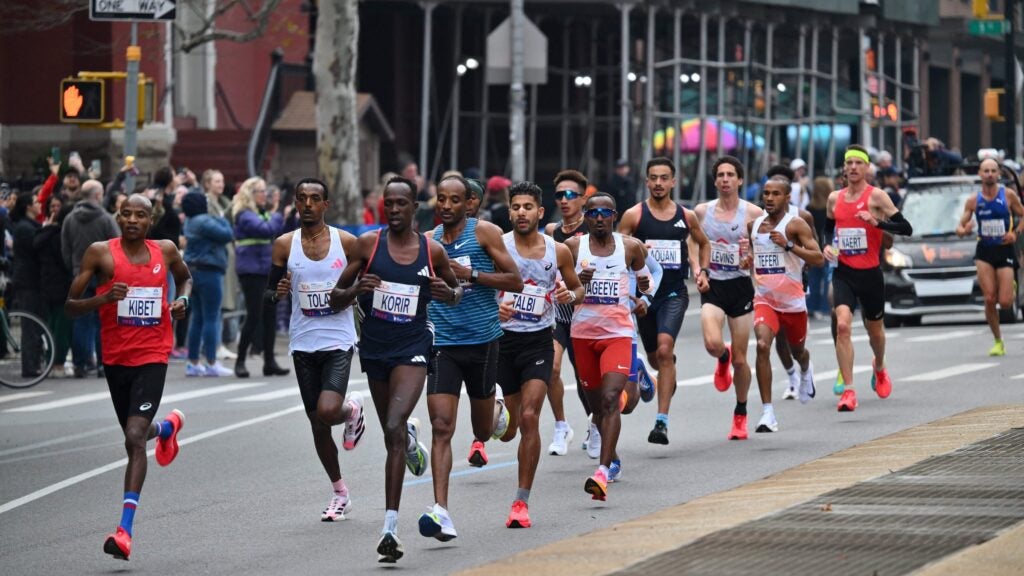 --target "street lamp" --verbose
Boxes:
[777,83,787,92]
[457,64,468,76]
[680,74,690,84]
[465,57,479,70]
